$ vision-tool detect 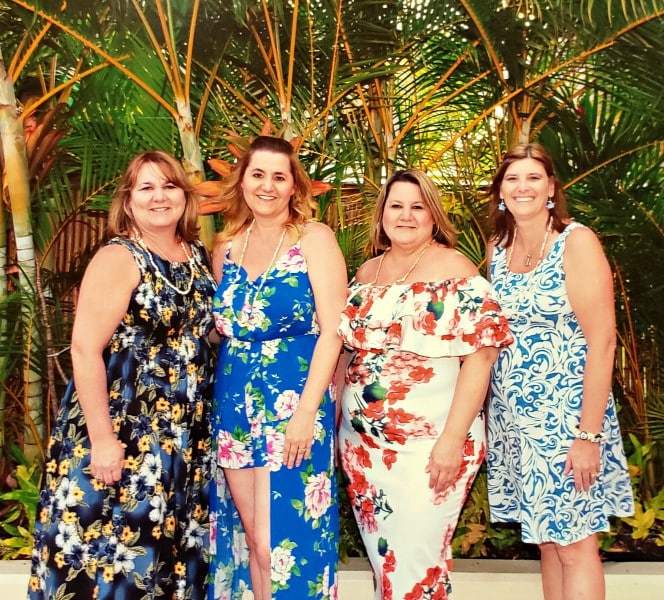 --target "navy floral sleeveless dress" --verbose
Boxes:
[209,240,338,600]
[28,237,216,600]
